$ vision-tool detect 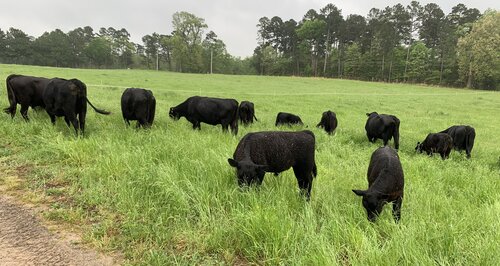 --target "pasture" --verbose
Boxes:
[0,64,499,265]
